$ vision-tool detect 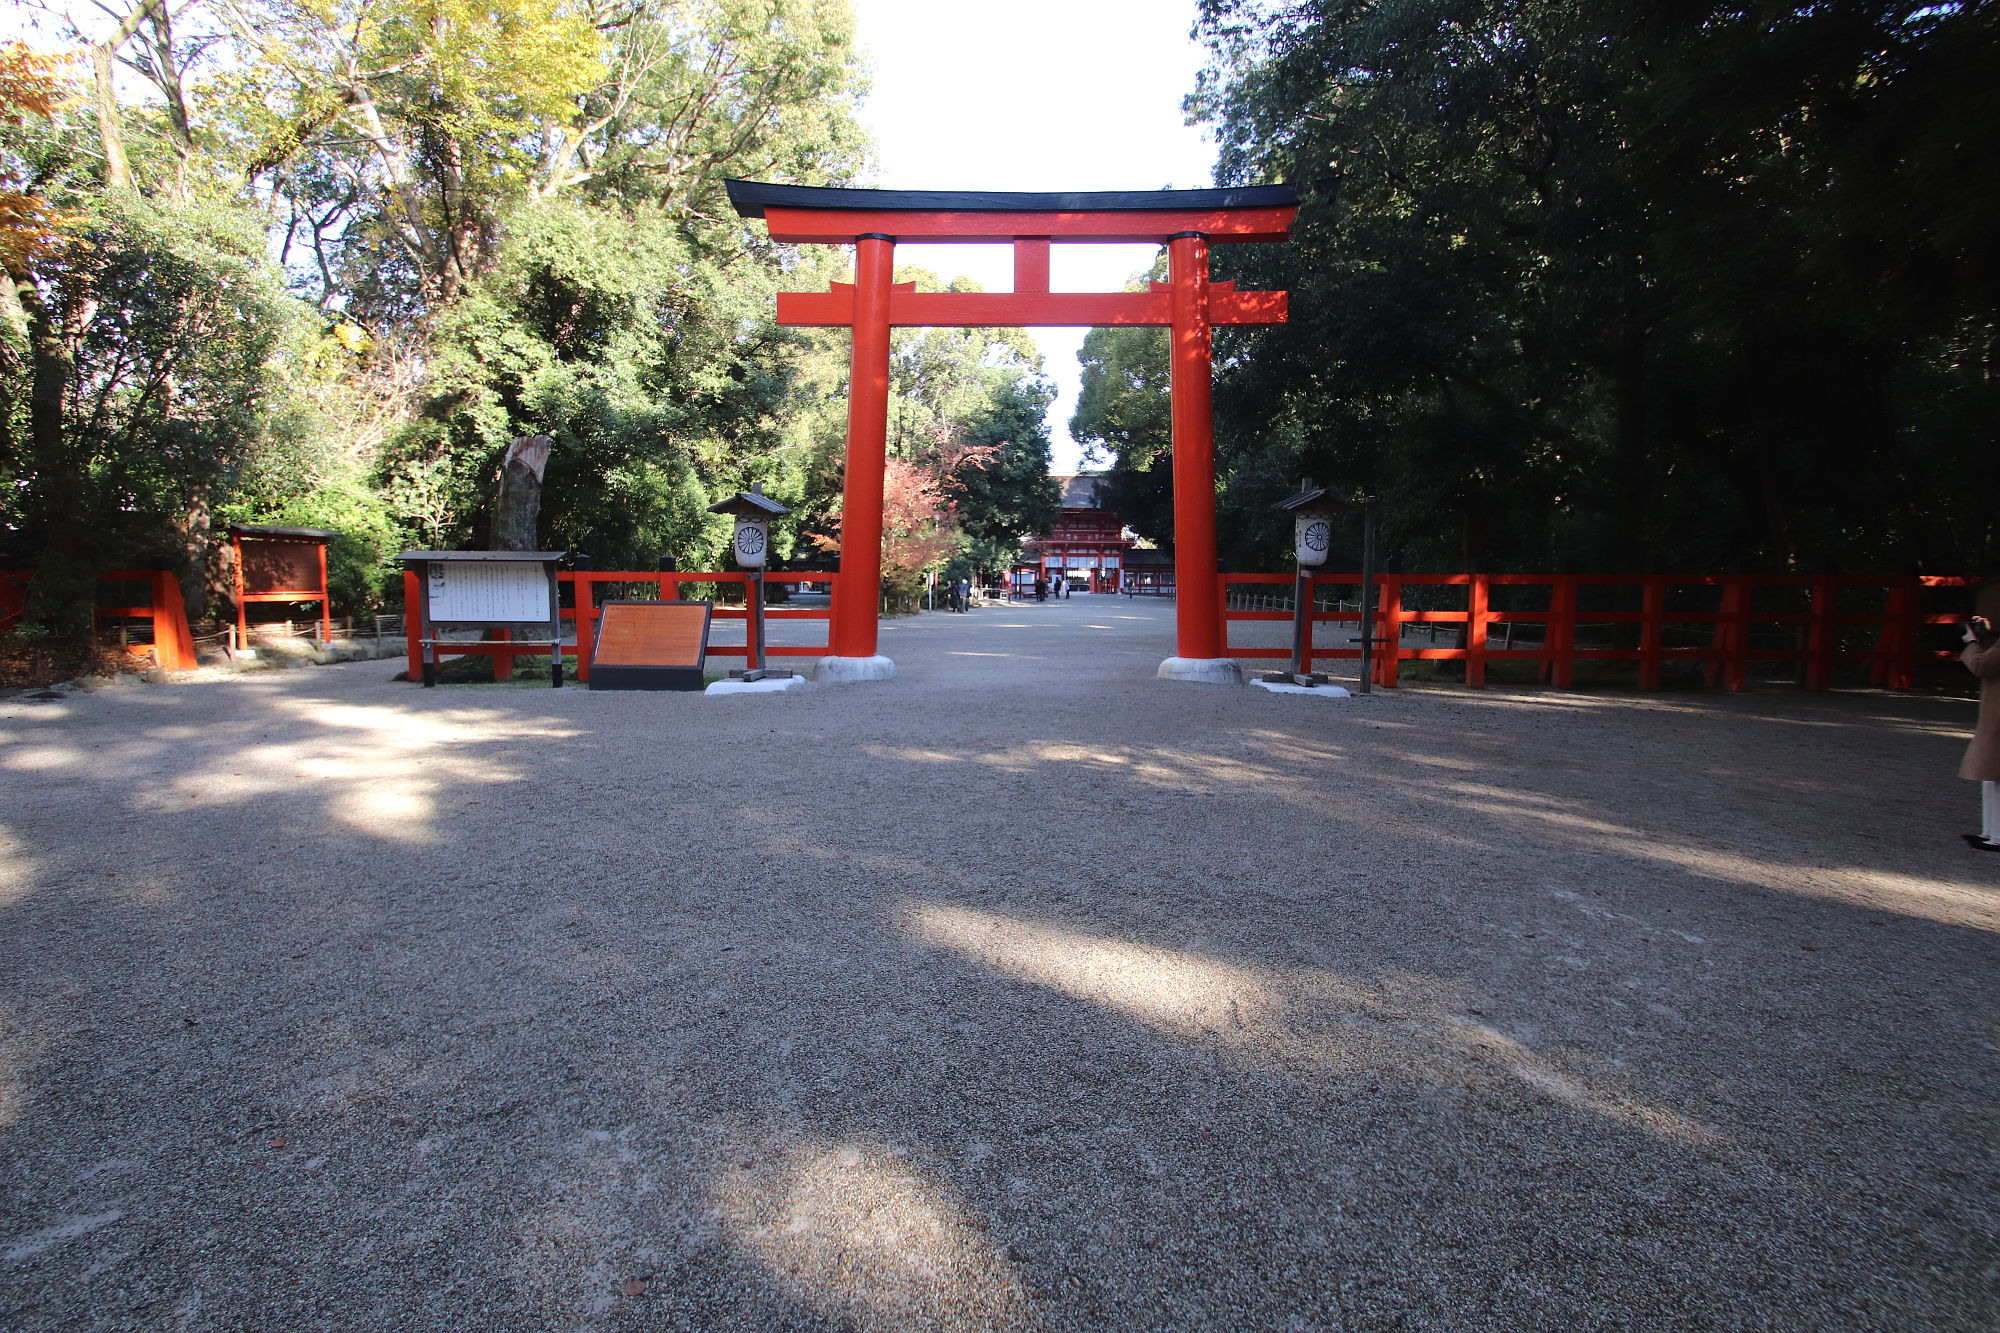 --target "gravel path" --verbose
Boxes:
[1,596,1994,1331]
